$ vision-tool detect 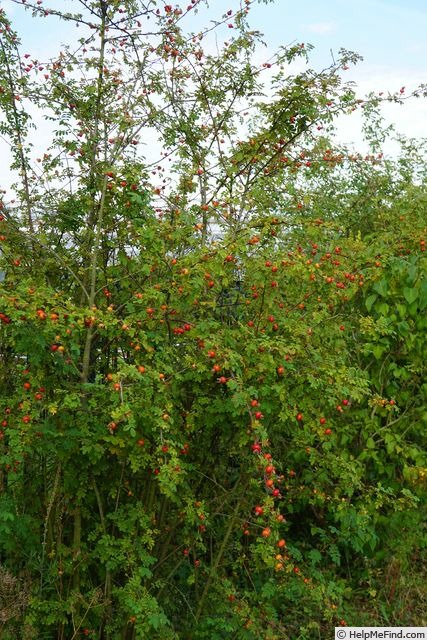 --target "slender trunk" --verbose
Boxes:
[194,495,243,622]
[198,172,208,245]
[93,478,112,640]
[76,4,108,597]
[0,37,35,239]
[80,5,108,380]
[72,506,82,592]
